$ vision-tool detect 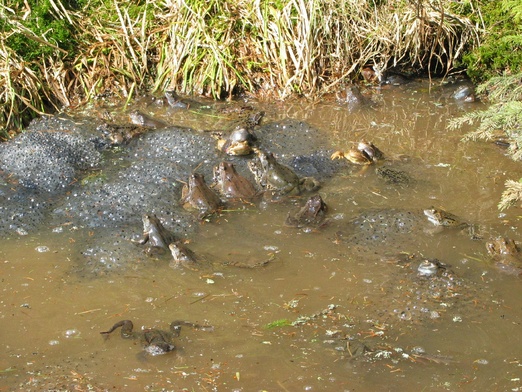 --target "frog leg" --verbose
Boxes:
[132,233,149,245]
[100,320,135,339]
